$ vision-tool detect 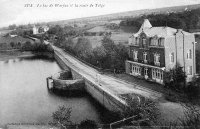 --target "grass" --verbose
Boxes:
[111,32,131,44]
[72,36,103,49]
